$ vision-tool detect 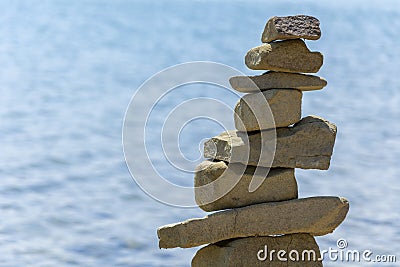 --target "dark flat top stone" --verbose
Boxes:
[262,15,321,42]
